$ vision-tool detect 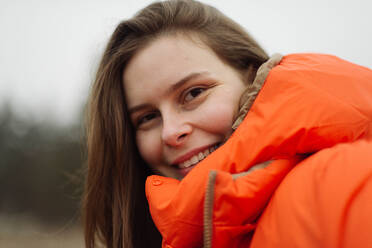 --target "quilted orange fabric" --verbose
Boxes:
[146,54,372,248]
